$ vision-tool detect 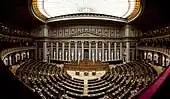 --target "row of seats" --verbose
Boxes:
[15,59,157,99]
[16,59,85,99]
[86,60,157,99]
